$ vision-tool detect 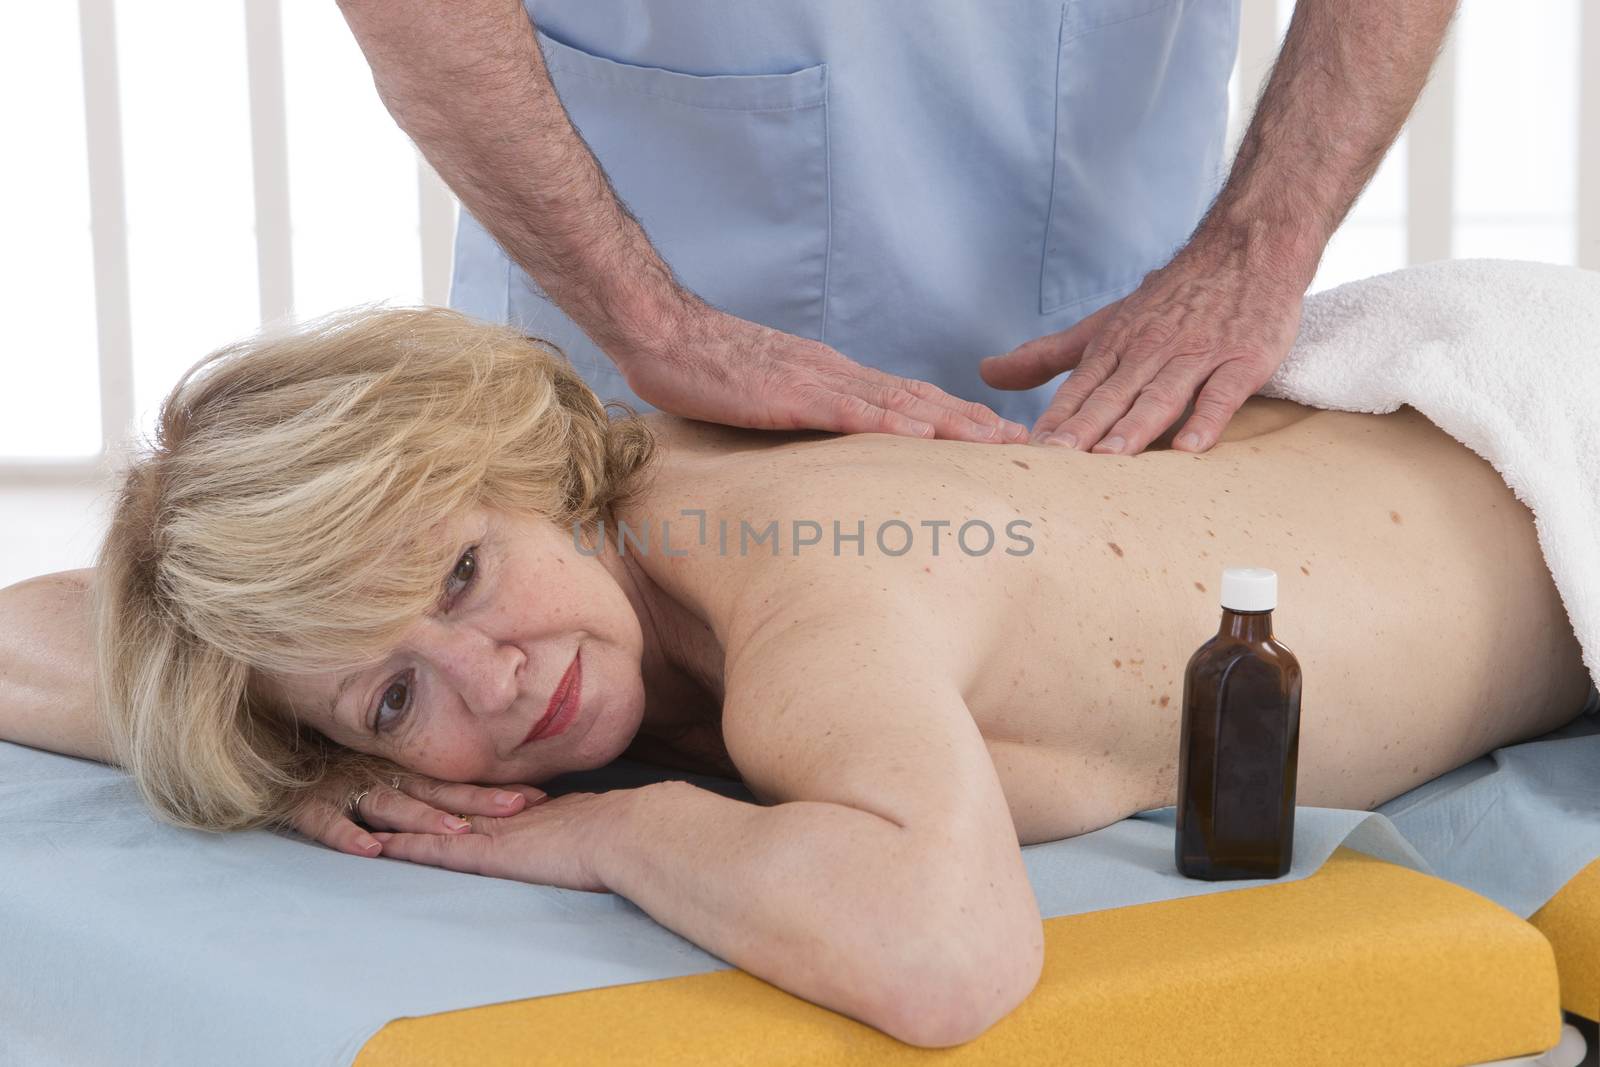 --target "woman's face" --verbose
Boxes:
[265,504,648,784]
